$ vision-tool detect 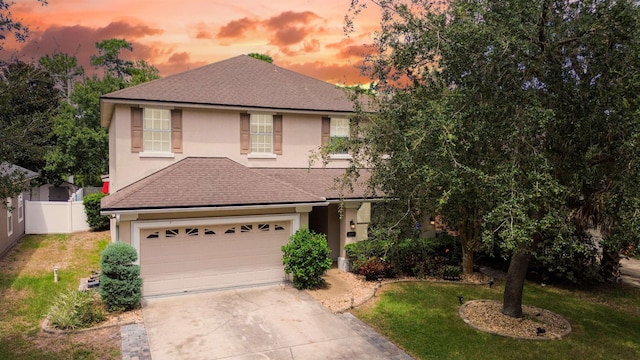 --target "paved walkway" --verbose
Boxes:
[121,323,151,360]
